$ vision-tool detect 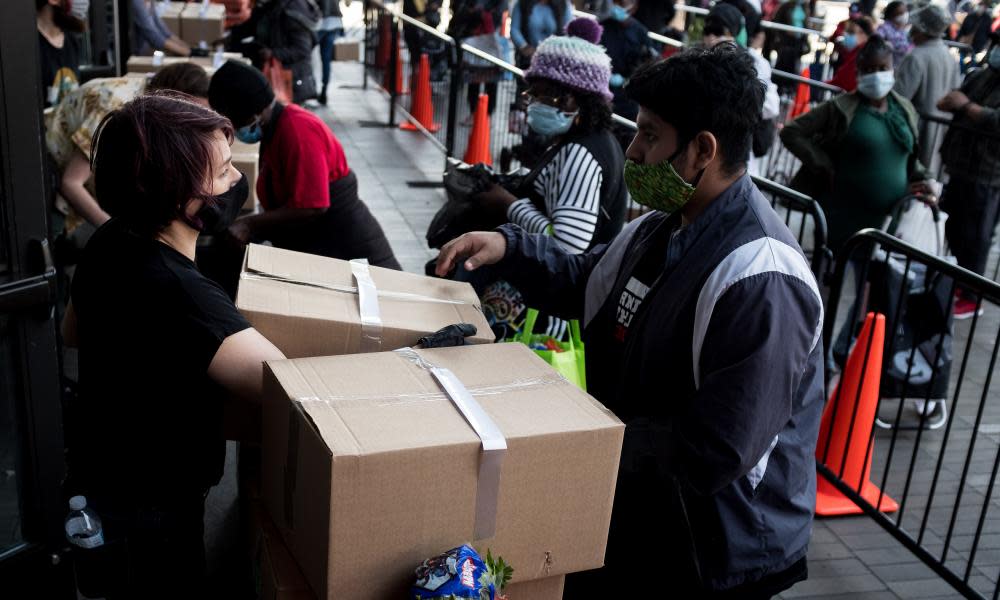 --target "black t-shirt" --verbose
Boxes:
[38,30,81,107]
[69,219,250,503]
